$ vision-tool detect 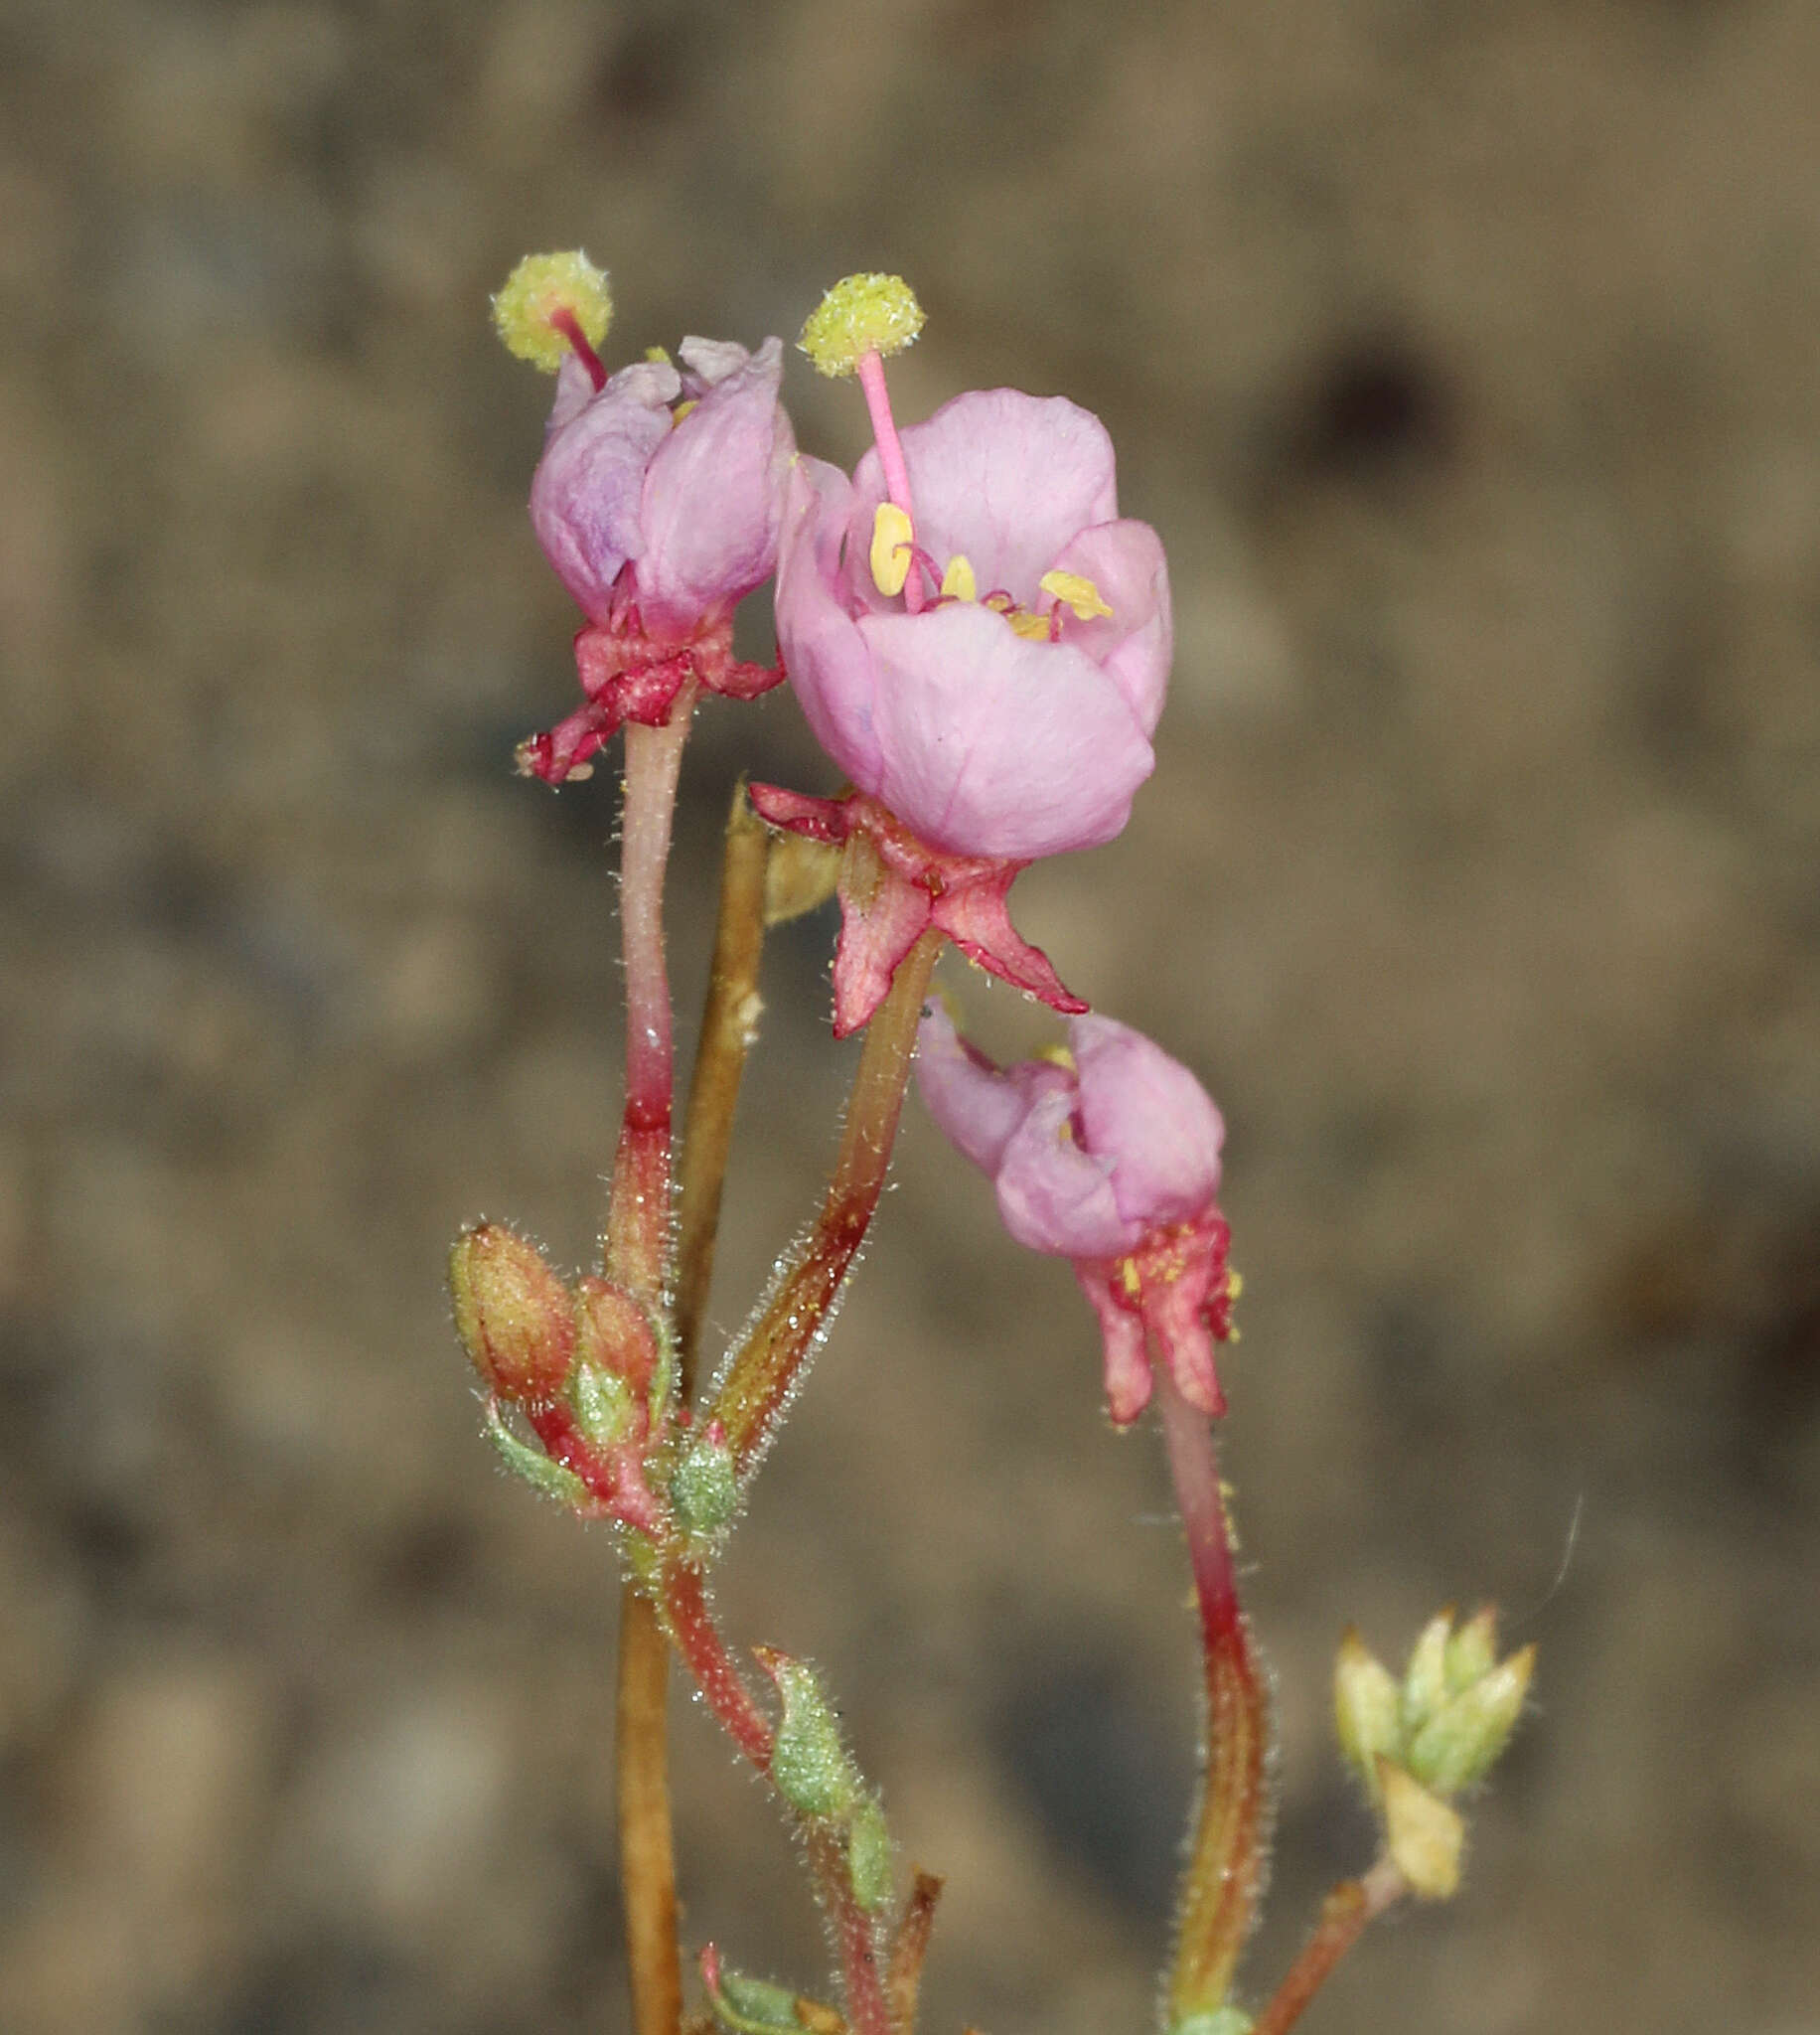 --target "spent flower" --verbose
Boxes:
[494,252,795,782]
[915,1005,1235,1423]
